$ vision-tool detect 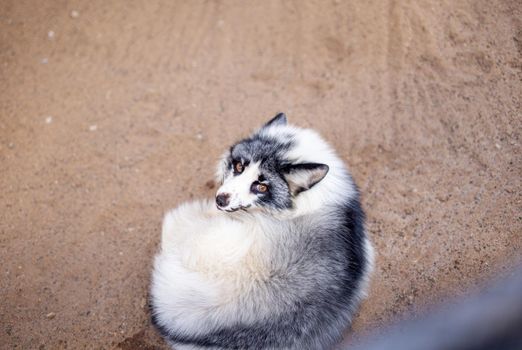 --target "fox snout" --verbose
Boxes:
[216,193,230,208]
